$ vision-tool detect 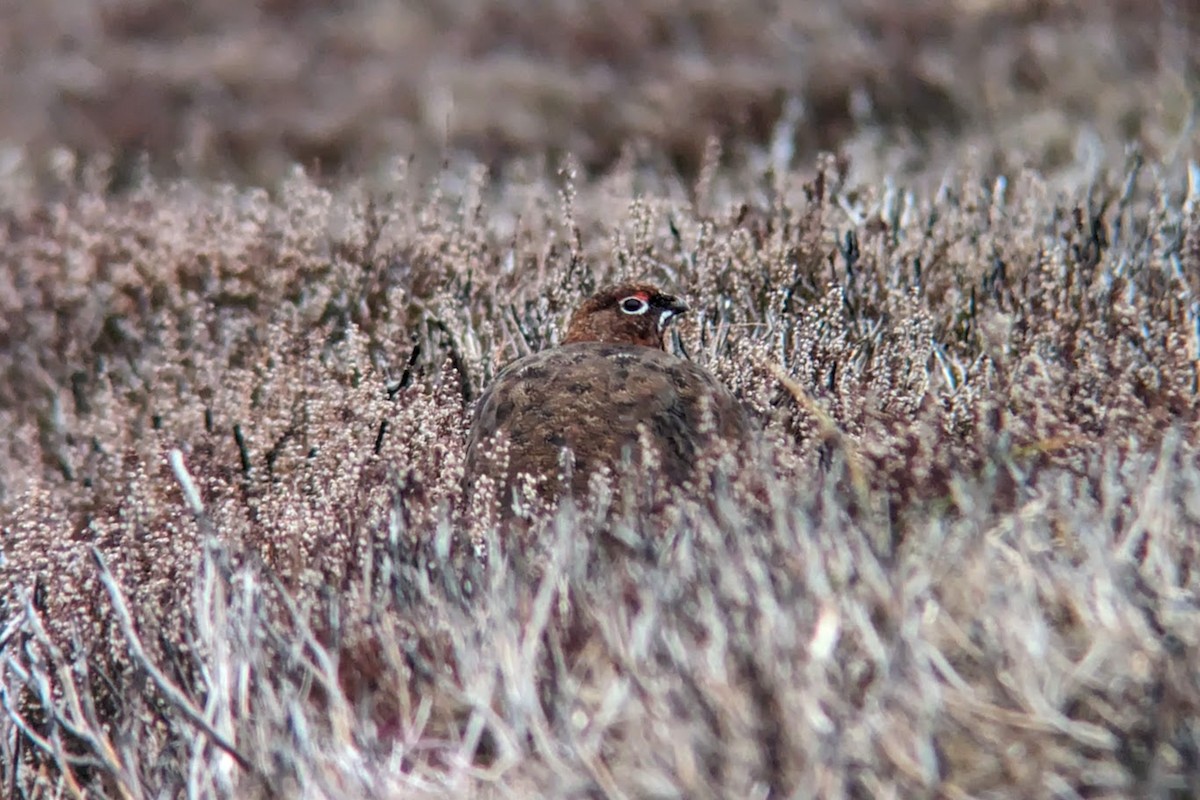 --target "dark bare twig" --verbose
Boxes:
[233,424,252,477]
